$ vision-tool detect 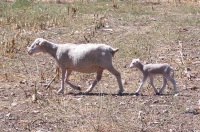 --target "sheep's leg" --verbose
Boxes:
[158,76,167,94]
[57,69,66,94]
[135,76,147,95]
[106,66,124,95]
[84,70,103,93]
[65,70,81,91]
[166,75,177,94]
[149,76,159,94]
